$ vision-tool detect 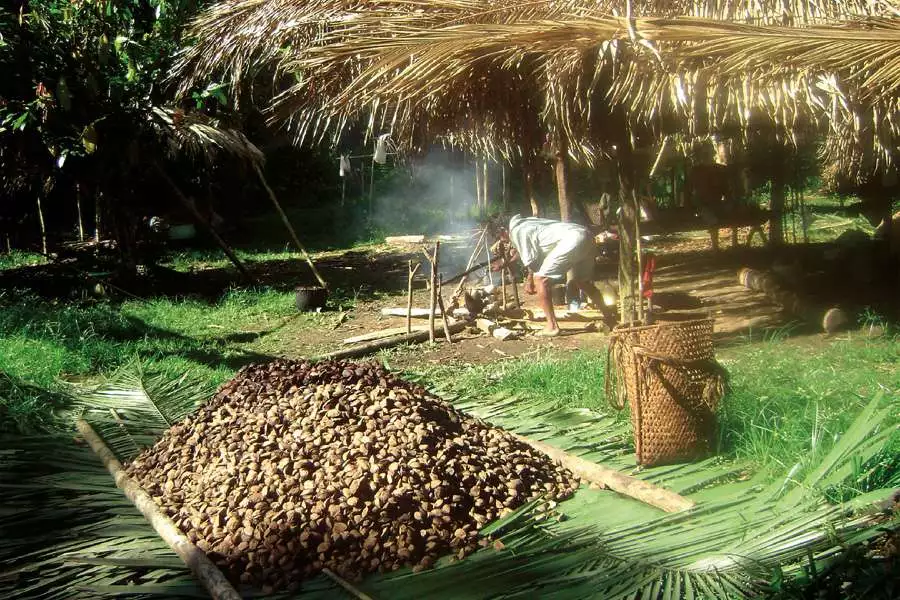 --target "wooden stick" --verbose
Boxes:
[255,164,328,289]
[482,233,494,285]
[407,260,421,334]
[155,163,254,283]
[454,228,489,299]
[428,242,440,343]
[437,274,452,343]
[315,321,468,361]
[322,568,374,600]
[75,419,242,600]
[343,326,427,345]
[511,433,695,513]
[500,261,508,307]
